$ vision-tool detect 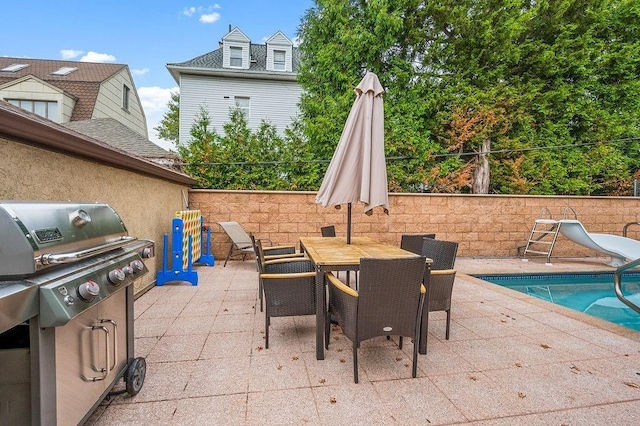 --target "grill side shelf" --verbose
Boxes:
[0,282,39,334]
